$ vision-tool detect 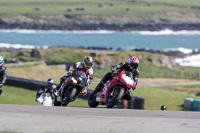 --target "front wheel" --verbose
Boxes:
[62,87,77,106]
[106,87,124,108]
[88,91,99,108]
